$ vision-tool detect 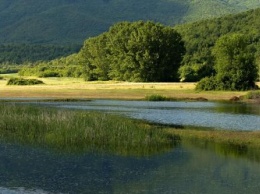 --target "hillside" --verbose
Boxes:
[1,0,260,44]
[175,8,260,81]
[18,8,260,81]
